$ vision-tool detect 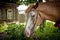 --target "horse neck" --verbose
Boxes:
[37,2,60,22]
[39,11,58,22]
